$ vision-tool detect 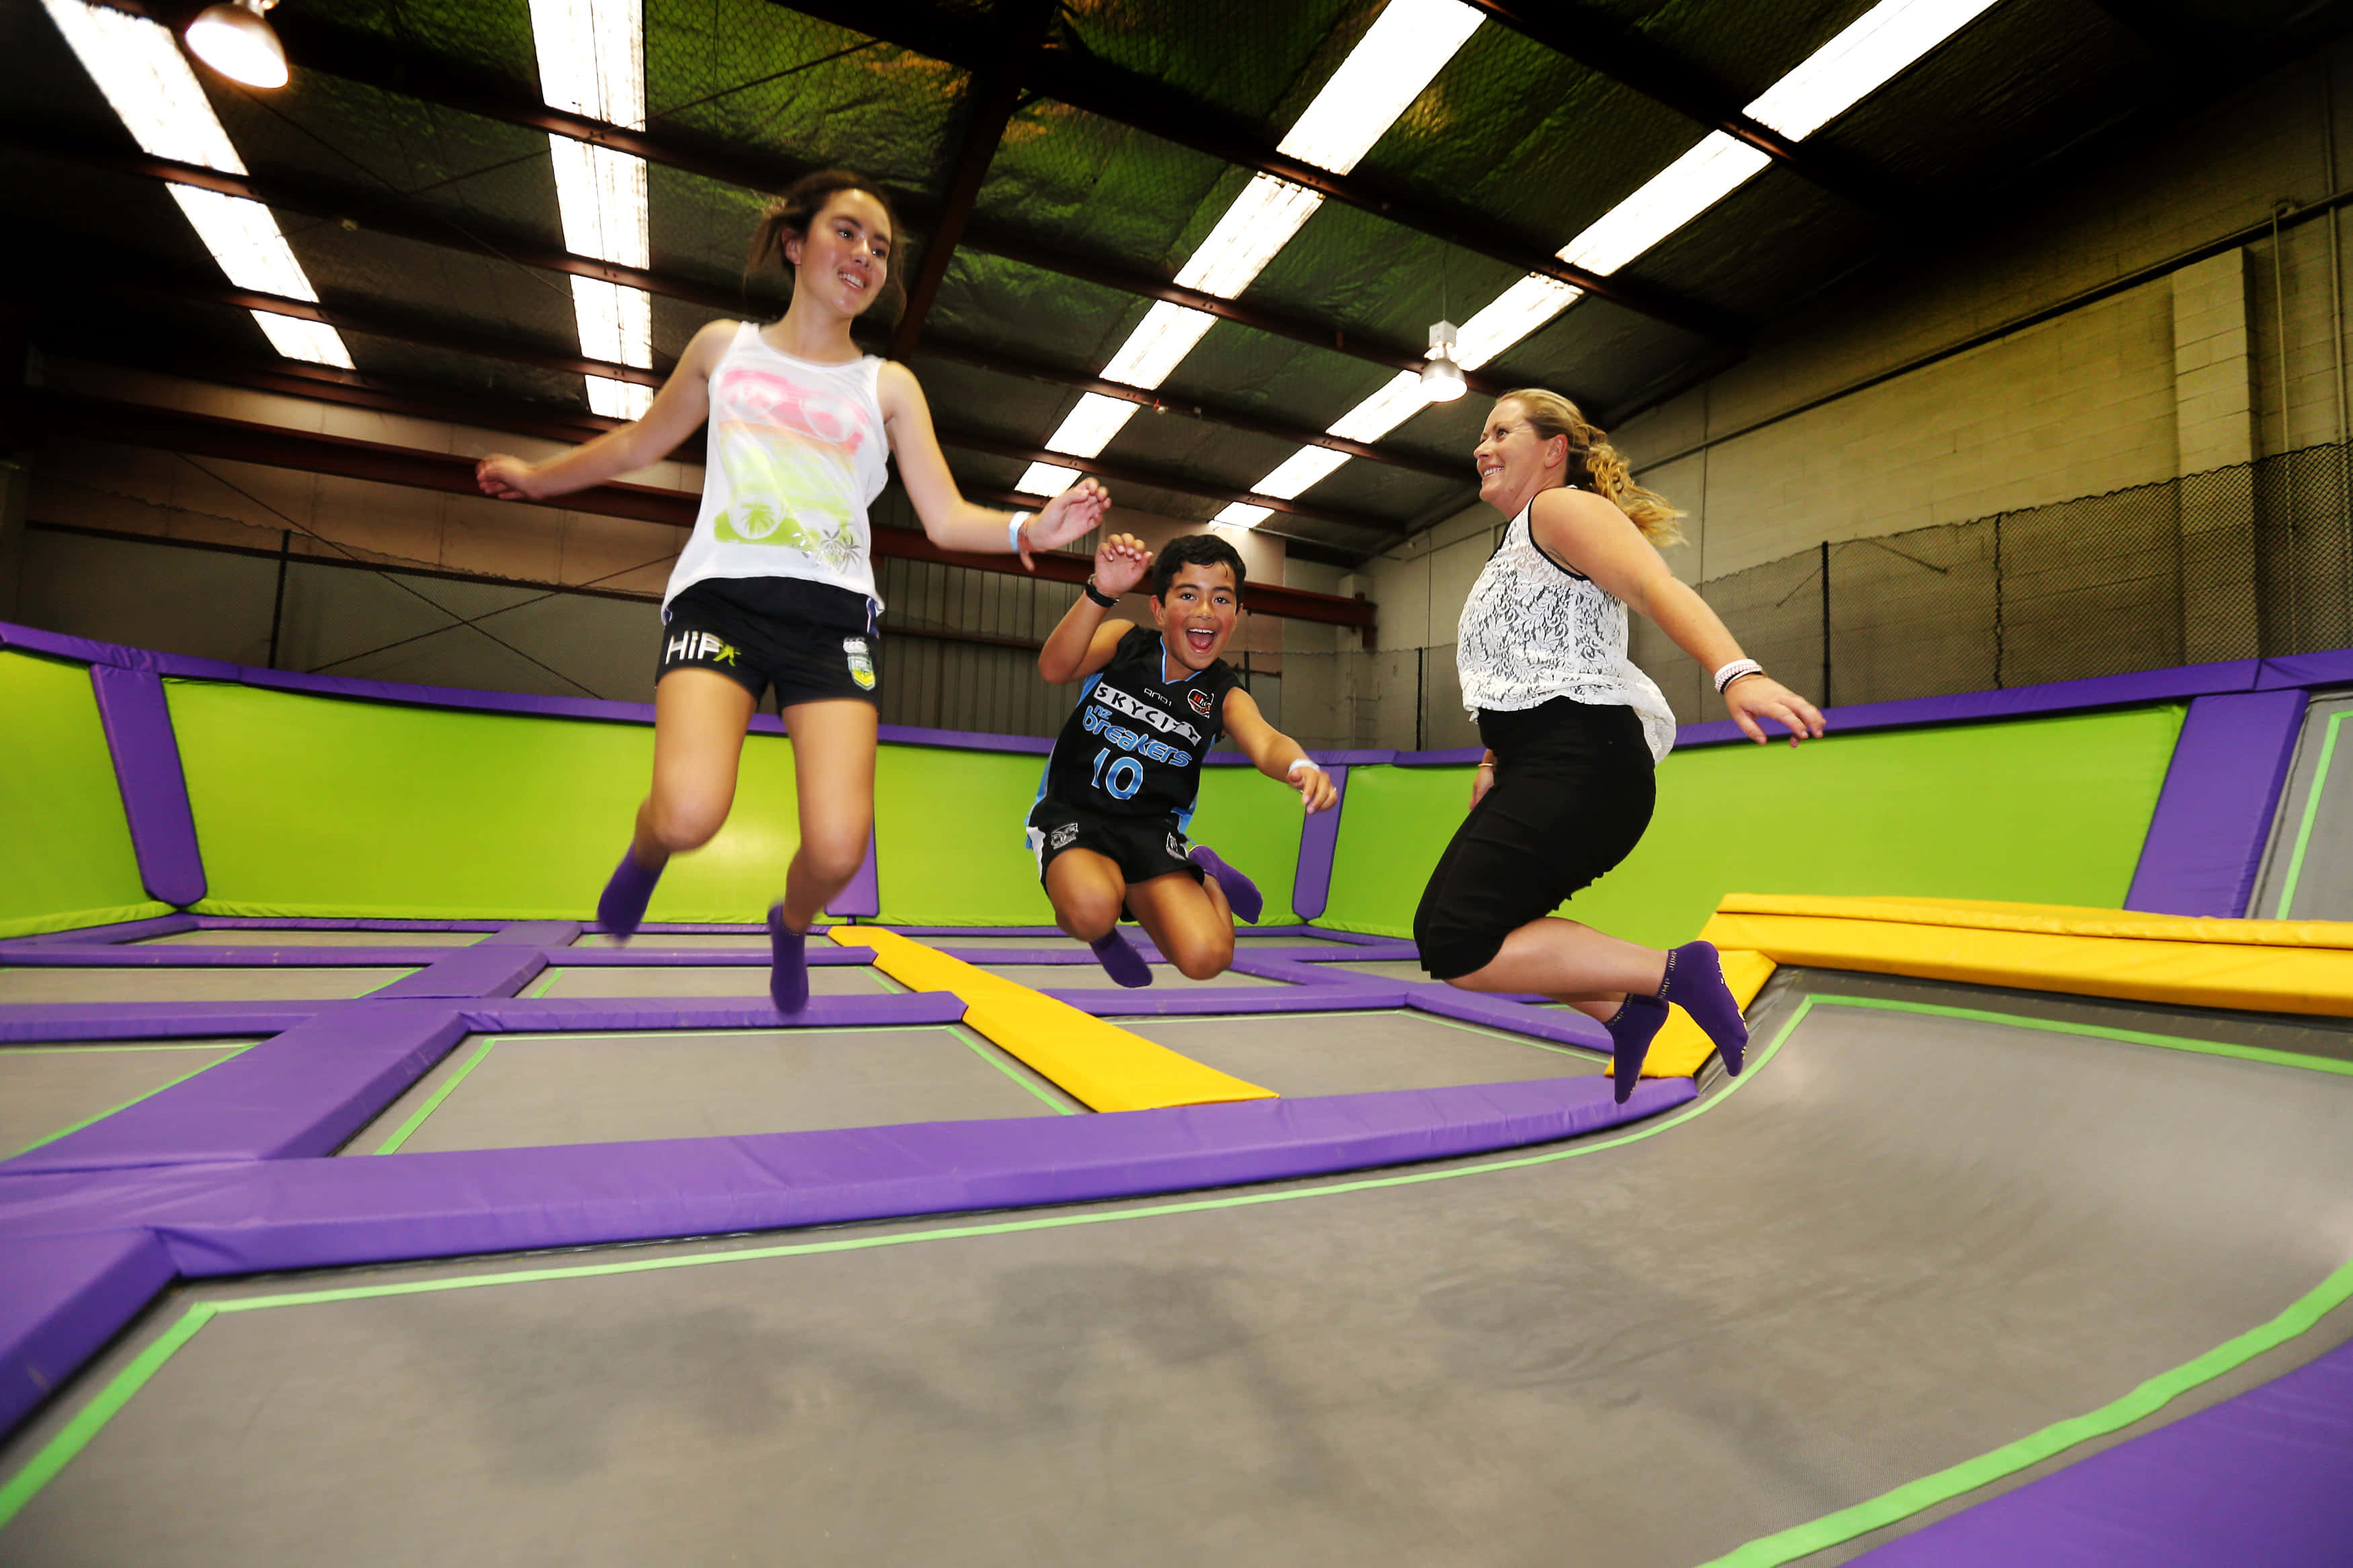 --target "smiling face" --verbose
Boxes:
[1152,561,1241,673]
[785,188,893,318]
[1474,397,1569,515]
